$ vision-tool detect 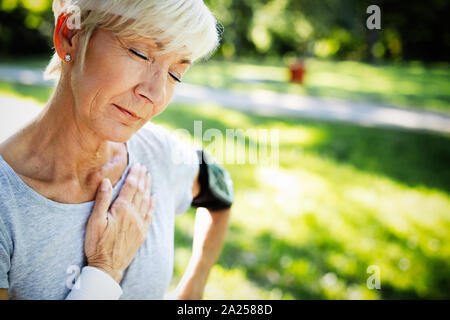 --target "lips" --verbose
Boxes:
[113,104,139,119]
